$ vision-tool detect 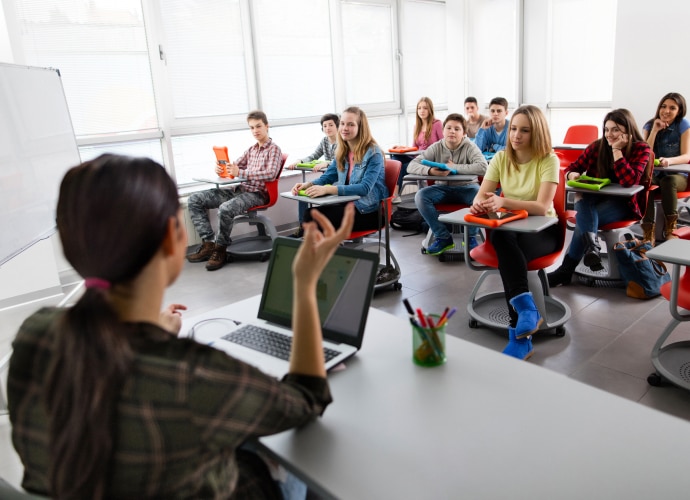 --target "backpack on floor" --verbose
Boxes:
[390,206,428,235]
[613,234,671,299]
